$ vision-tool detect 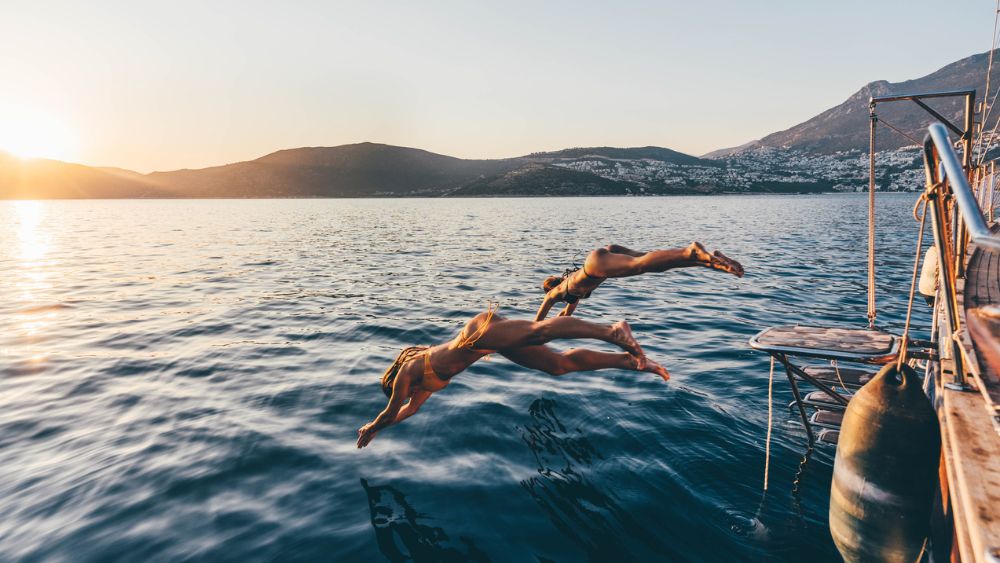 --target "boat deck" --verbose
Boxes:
[940,236,1000,562]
